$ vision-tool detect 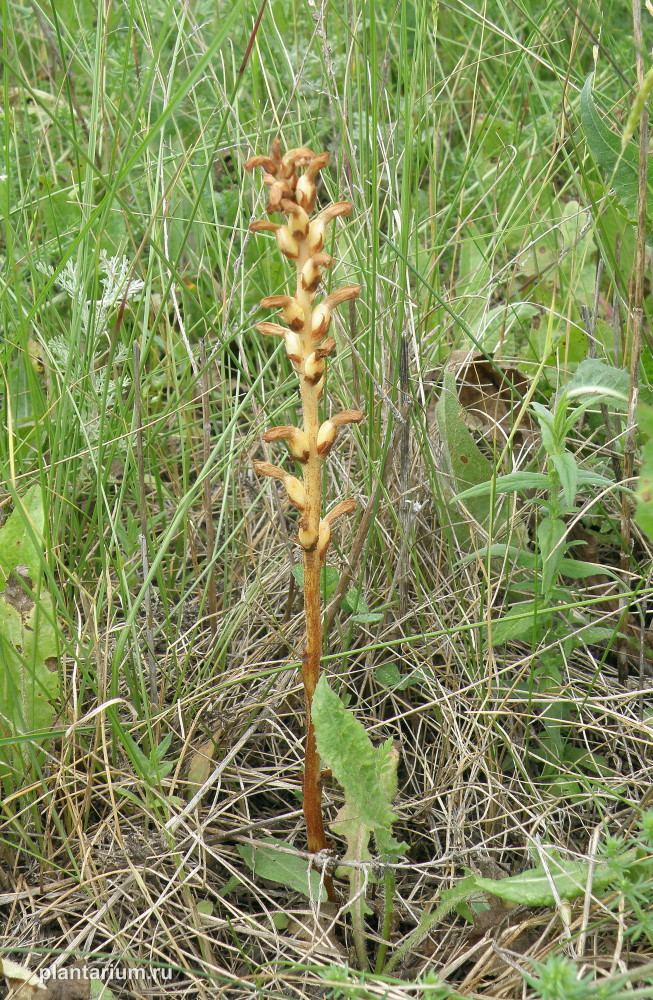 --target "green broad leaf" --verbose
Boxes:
[313,677,401,844]
[581,74,647,222]
[375,663,420,690]
[560,358,629,408]
[375,663,402,687]
[291,563,340,598]
[638,401,653,438]
[575,469,619,489]
[436,371,498,530]
[531,401,558,455]
[537,517,567,595]
[550,452,578,508]
[217,875,241,899]
[91,981,116,999]
[351,612,384,624]
[576,625,621,644]
[474,855,622,906]
[636,440,653,539]
[557,558,616,580]
[152,732,173,762]
[459,543,623,585]
[0,484,46,586]
[342,588,369,615]
[485,600,554,647]
[313,677,405,943]
[237,838,327,902]
[454,471,551,501]
[636,403,653,539]
[439,875,482,916]
[0,486,59,778]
